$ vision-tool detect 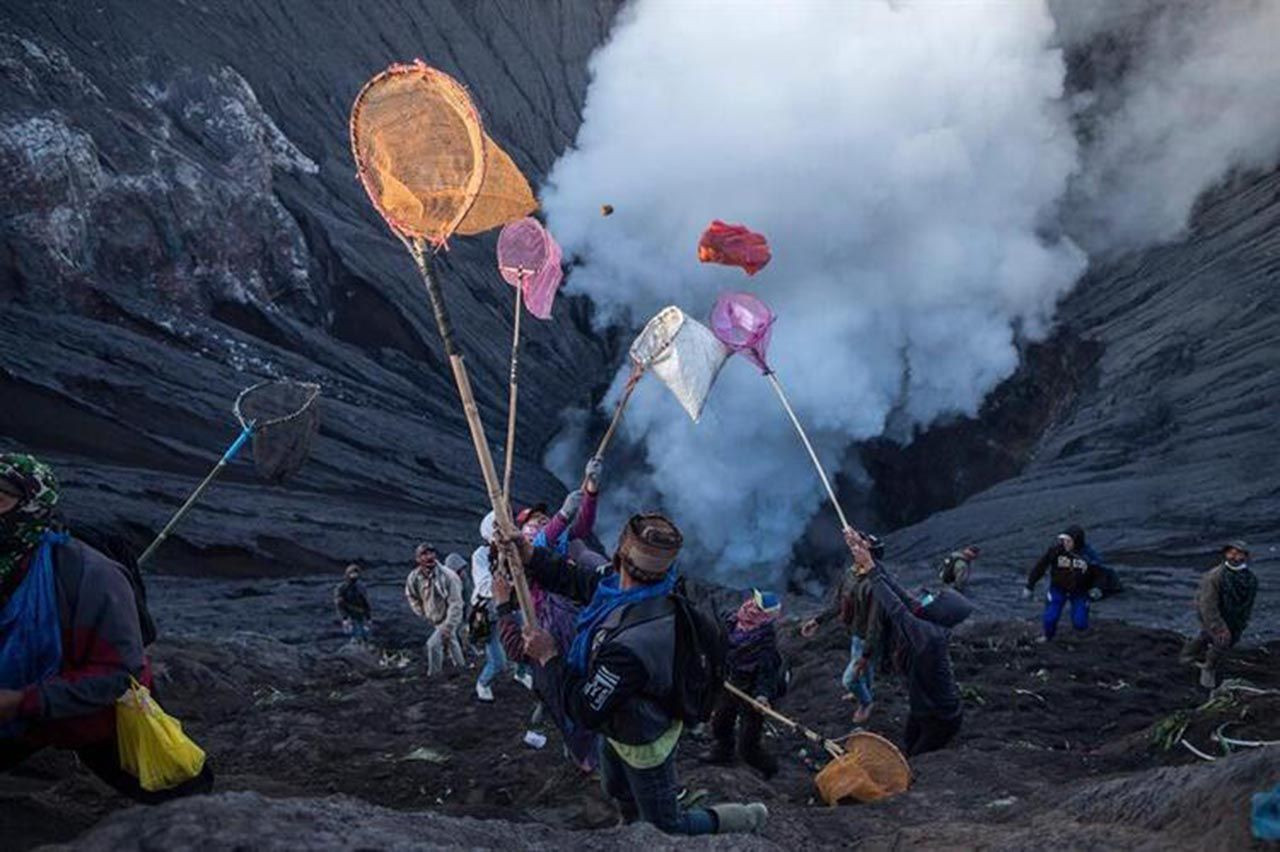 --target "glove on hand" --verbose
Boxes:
[583,457,603,492]
[558,489,584,520]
